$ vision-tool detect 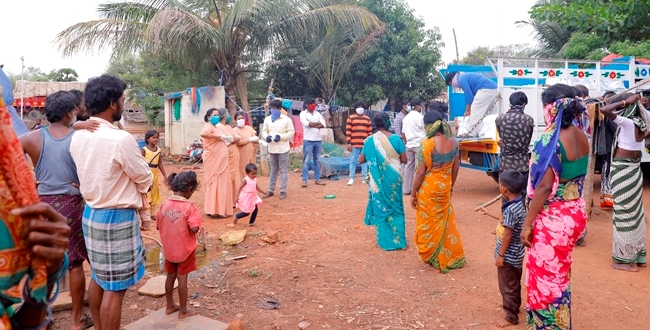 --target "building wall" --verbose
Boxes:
[164,86,226,155]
